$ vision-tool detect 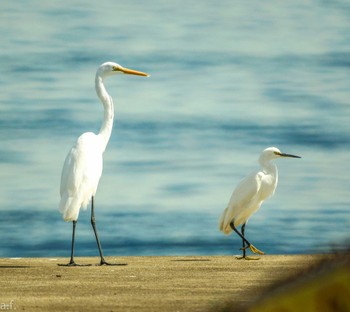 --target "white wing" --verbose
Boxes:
[219,170,264,235]
[59,132,103,221]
